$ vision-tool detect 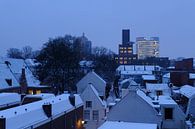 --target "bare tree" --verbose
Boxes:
[7,48,23,59]
[22,46,33,59]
